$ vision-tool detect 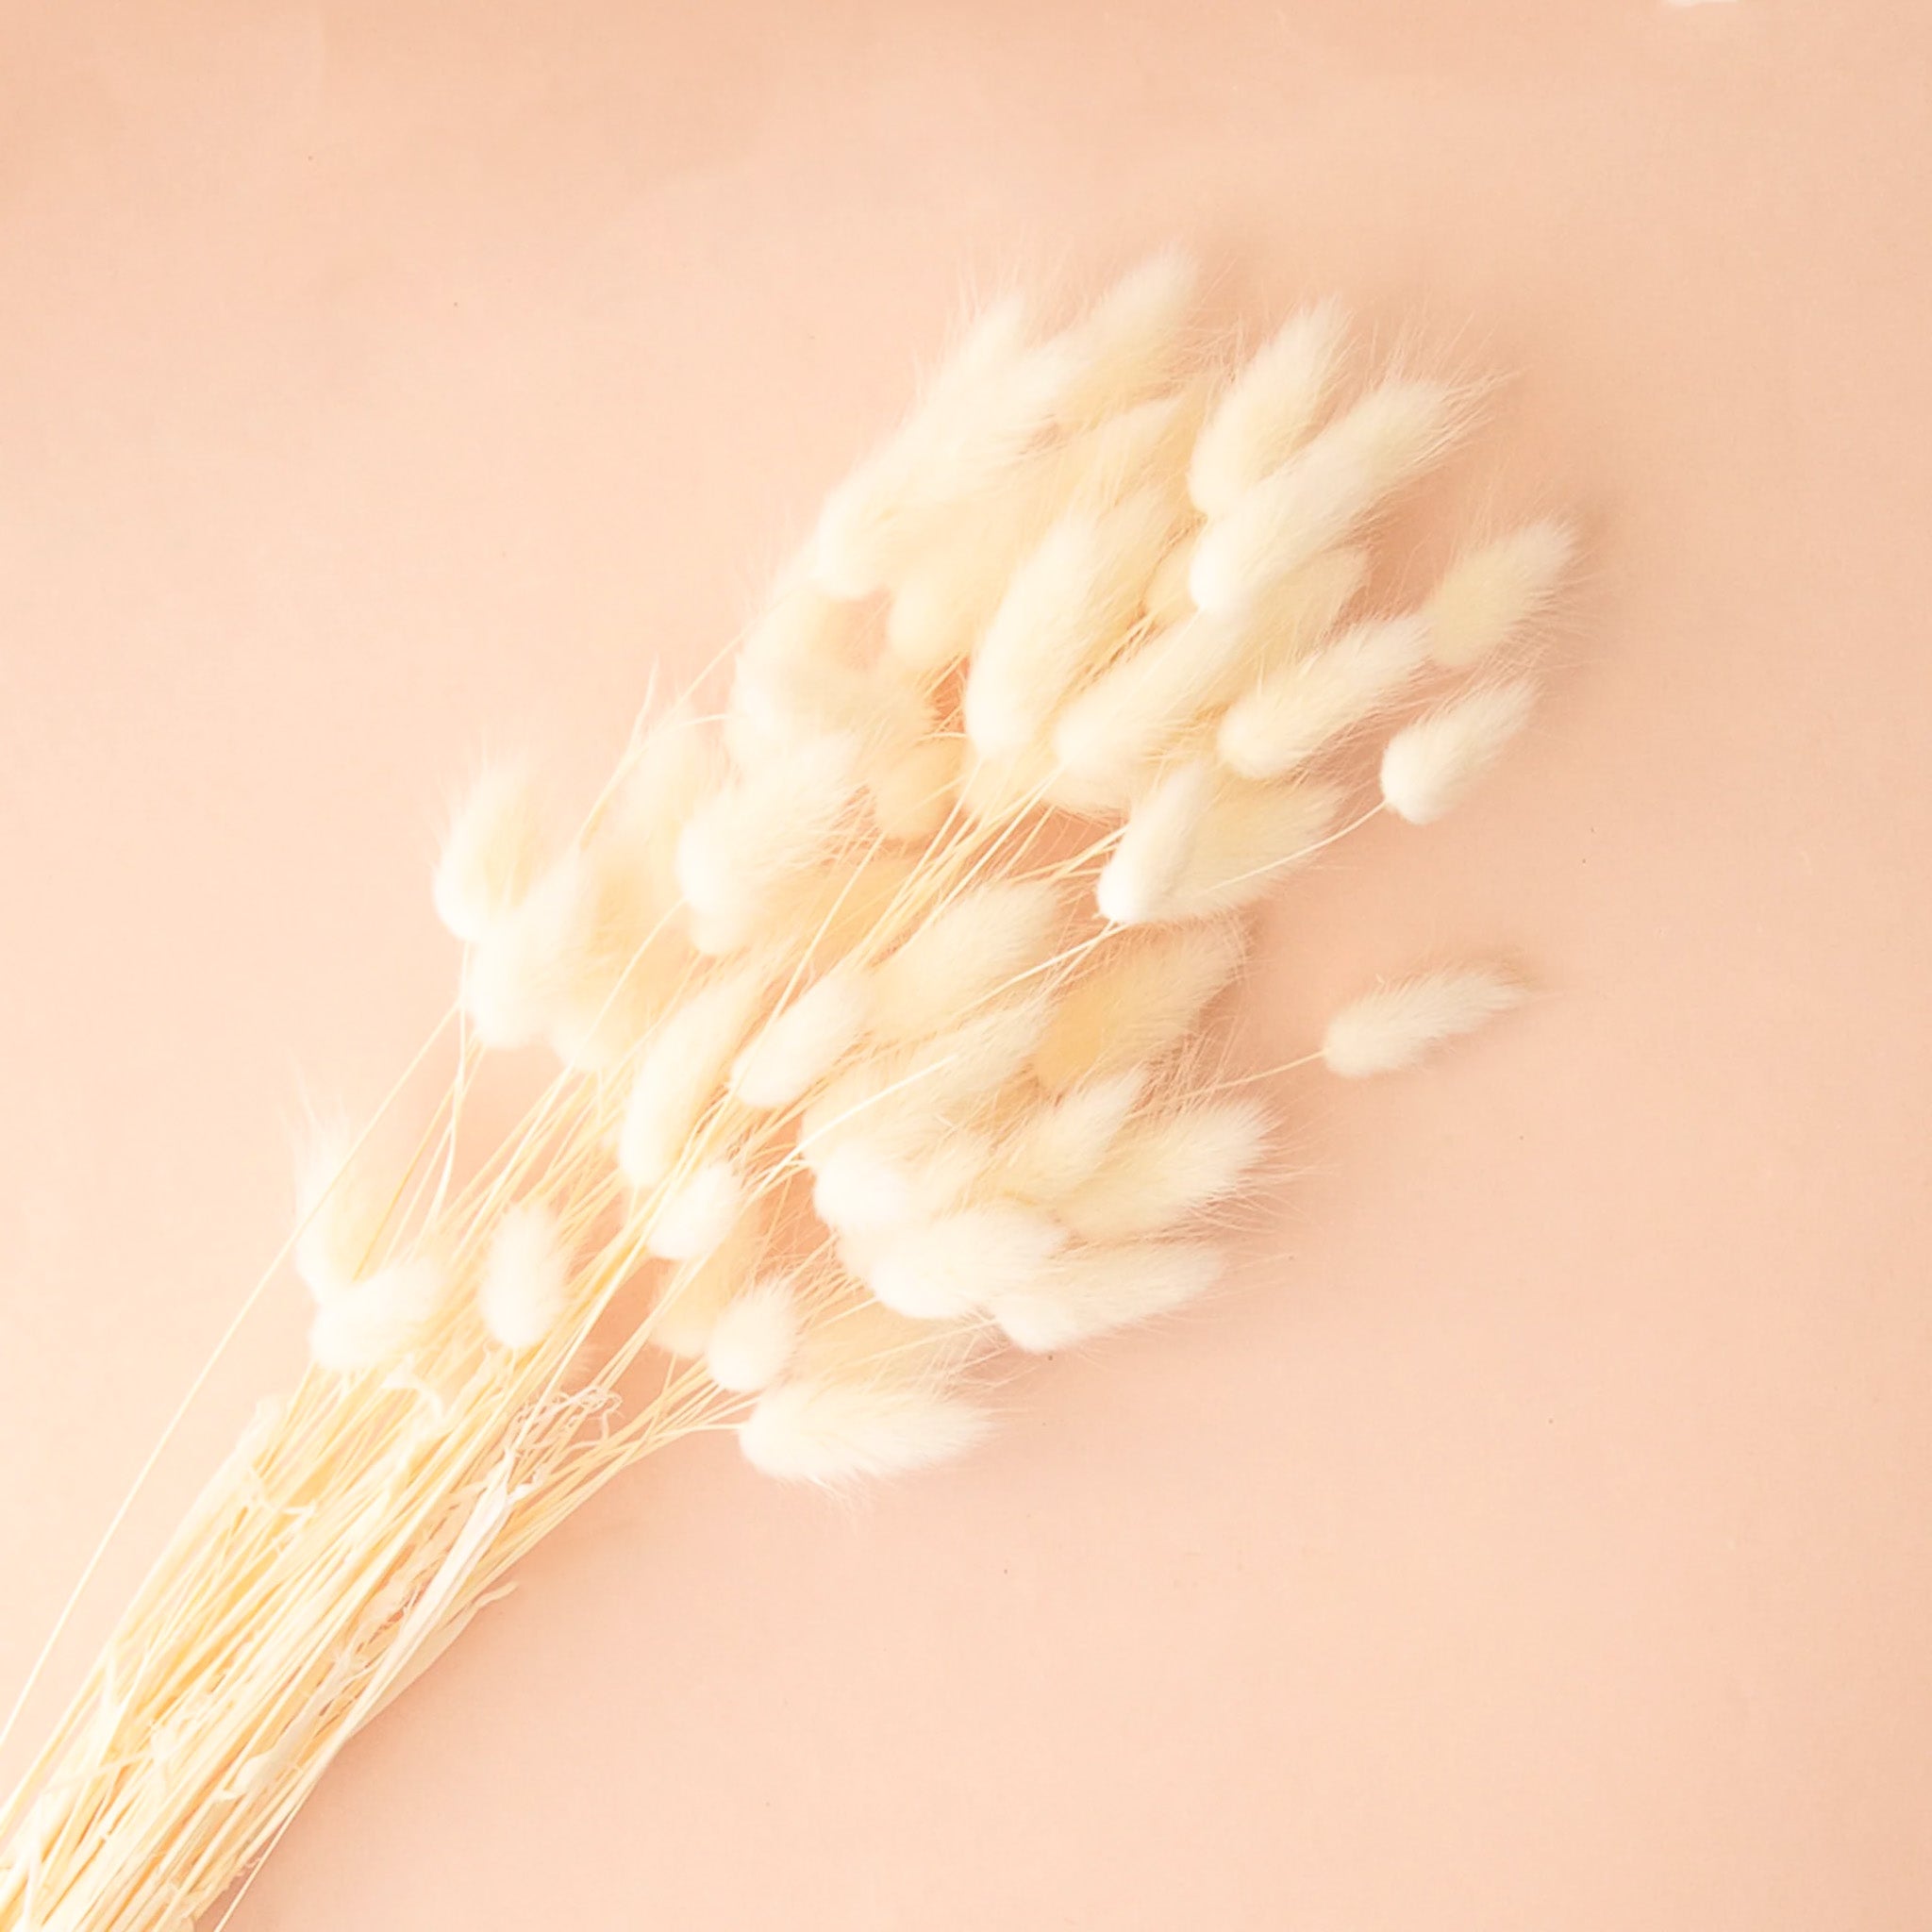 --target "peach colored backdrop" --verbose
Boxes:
[3,1,1930,1925]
